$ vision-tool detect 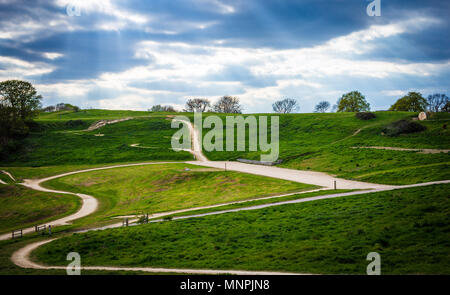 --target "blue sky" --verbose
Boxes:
[0,0,449,112]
